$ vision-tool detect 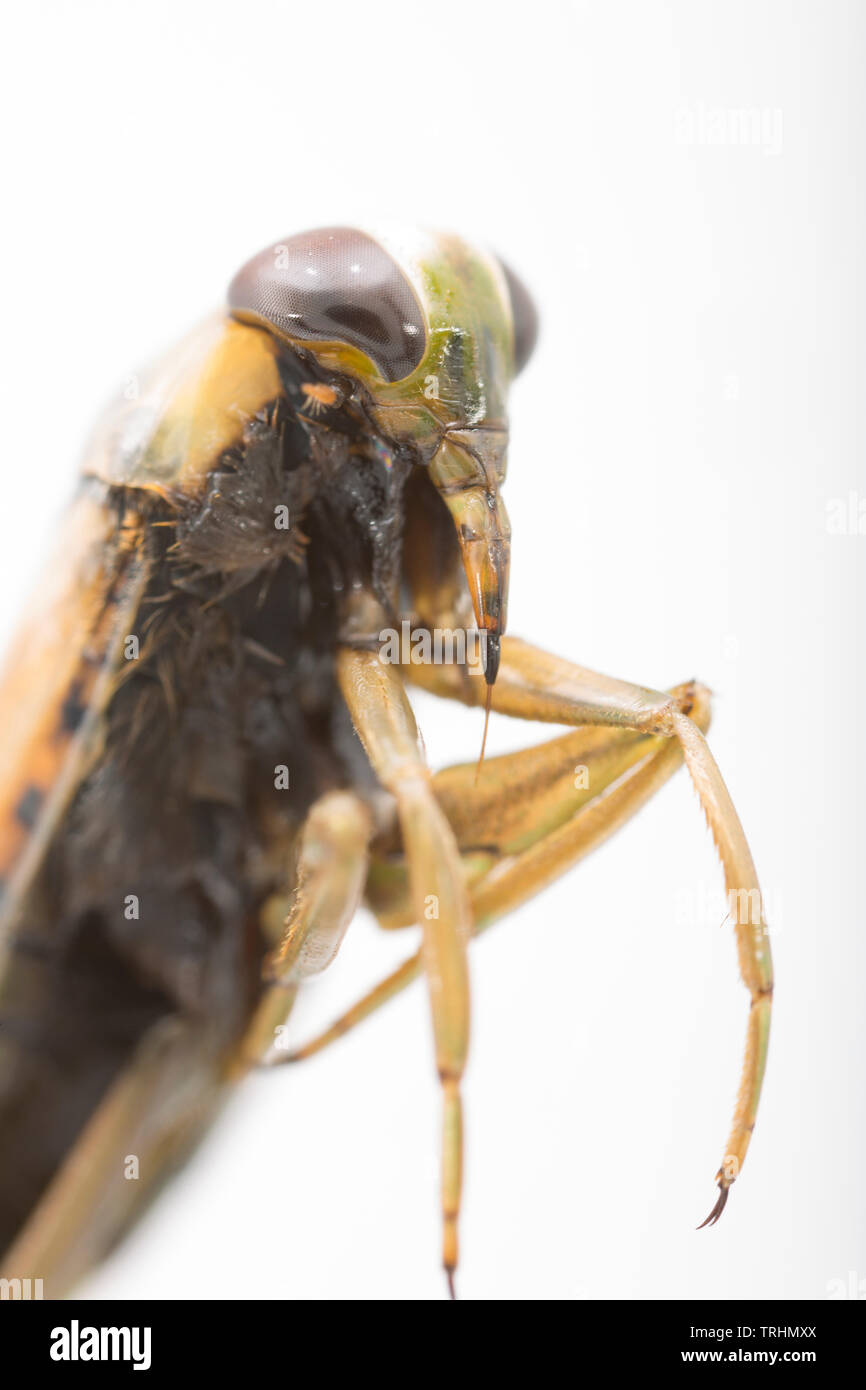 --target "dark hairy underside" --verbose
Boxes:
[0,345,451,1255]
